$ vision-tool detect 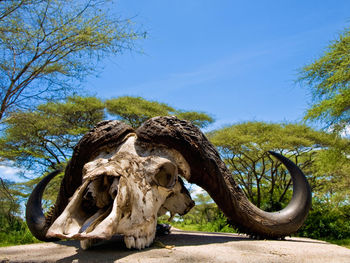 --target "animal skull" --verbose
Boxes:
[46,134,194,249]
[26,117,312,251]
